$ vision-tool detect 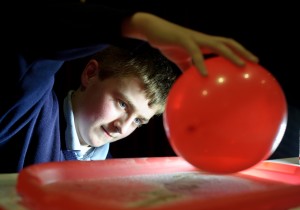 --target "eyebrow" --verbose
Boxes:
[122,94,150,124]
